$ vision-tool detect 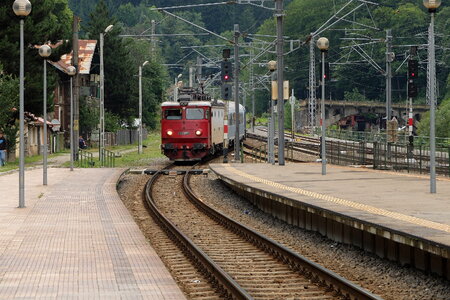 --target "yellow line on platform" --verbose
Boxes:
[225,165,450,234]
